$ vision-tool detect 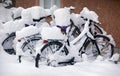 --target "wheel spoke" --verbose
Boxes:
[95,35,114,58]
[40,41,68,63]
